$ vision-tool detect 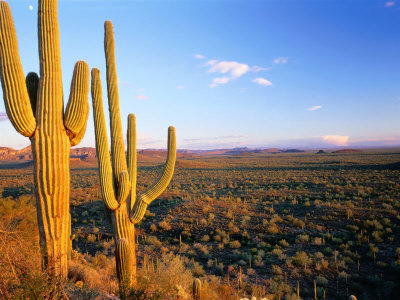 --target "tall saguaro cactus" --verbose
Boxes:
[0,0,89,278]
[91,20,176,291]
